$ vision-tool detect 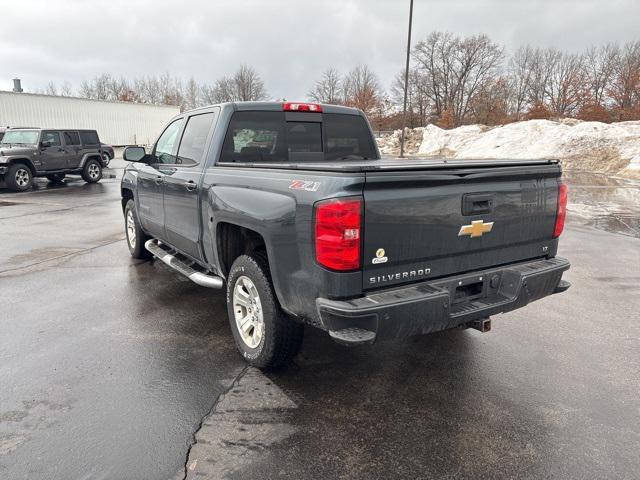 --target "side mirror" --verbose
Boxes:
[40,141,51,148]
[123,146,148,163]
